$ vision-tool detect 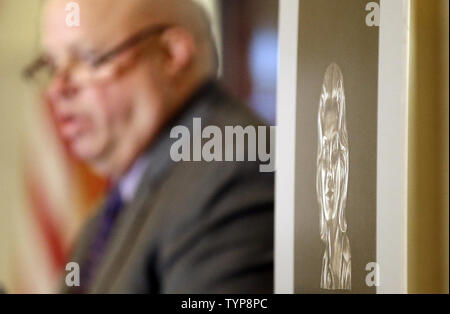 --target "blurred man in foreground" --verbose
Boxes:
[25,0,274,293]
